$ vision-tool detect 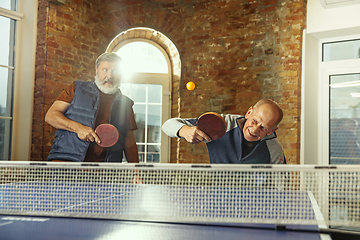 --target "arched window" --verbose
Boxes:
[117,41,168,75]
[114,40,171,163]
